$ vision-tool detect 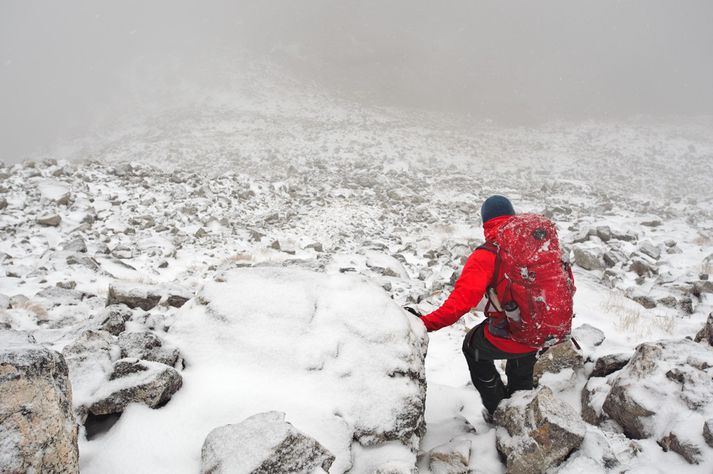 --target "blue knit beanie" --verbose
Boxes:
[481,195,515,223]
